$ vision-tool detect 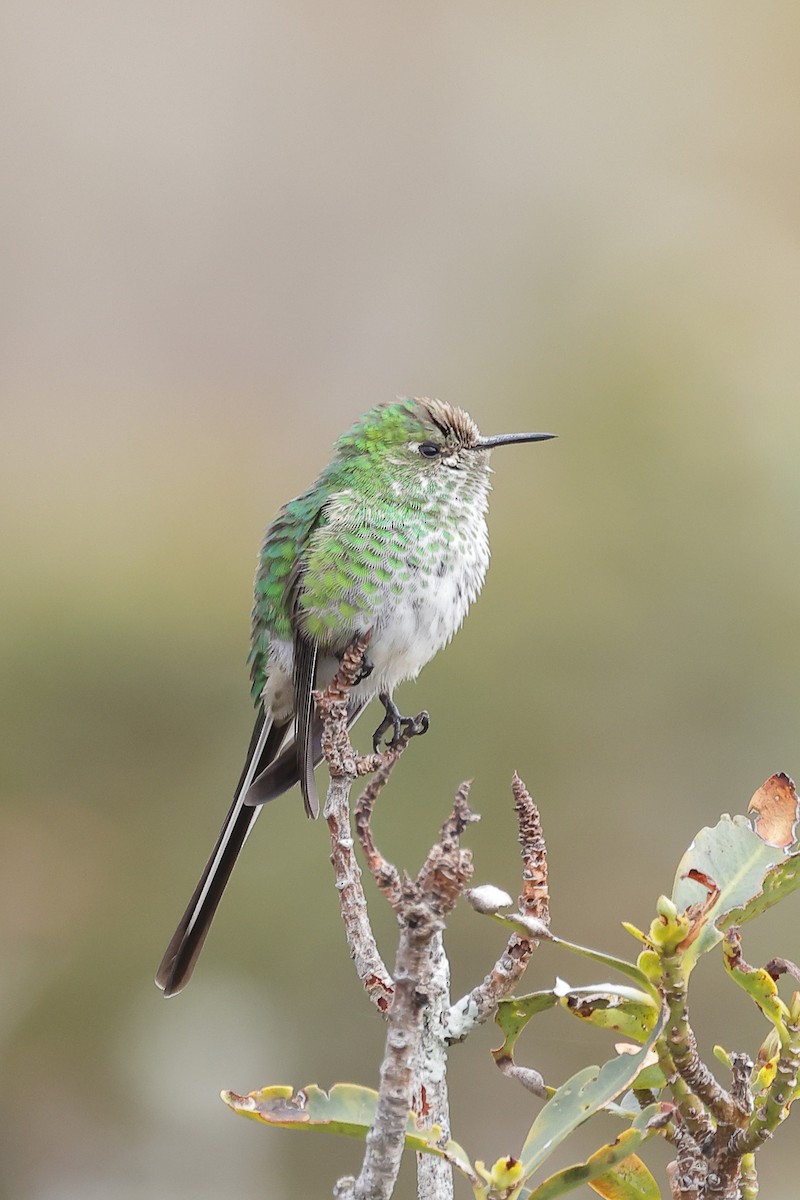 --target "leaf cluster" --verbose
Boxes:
[223,772,800,1199]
